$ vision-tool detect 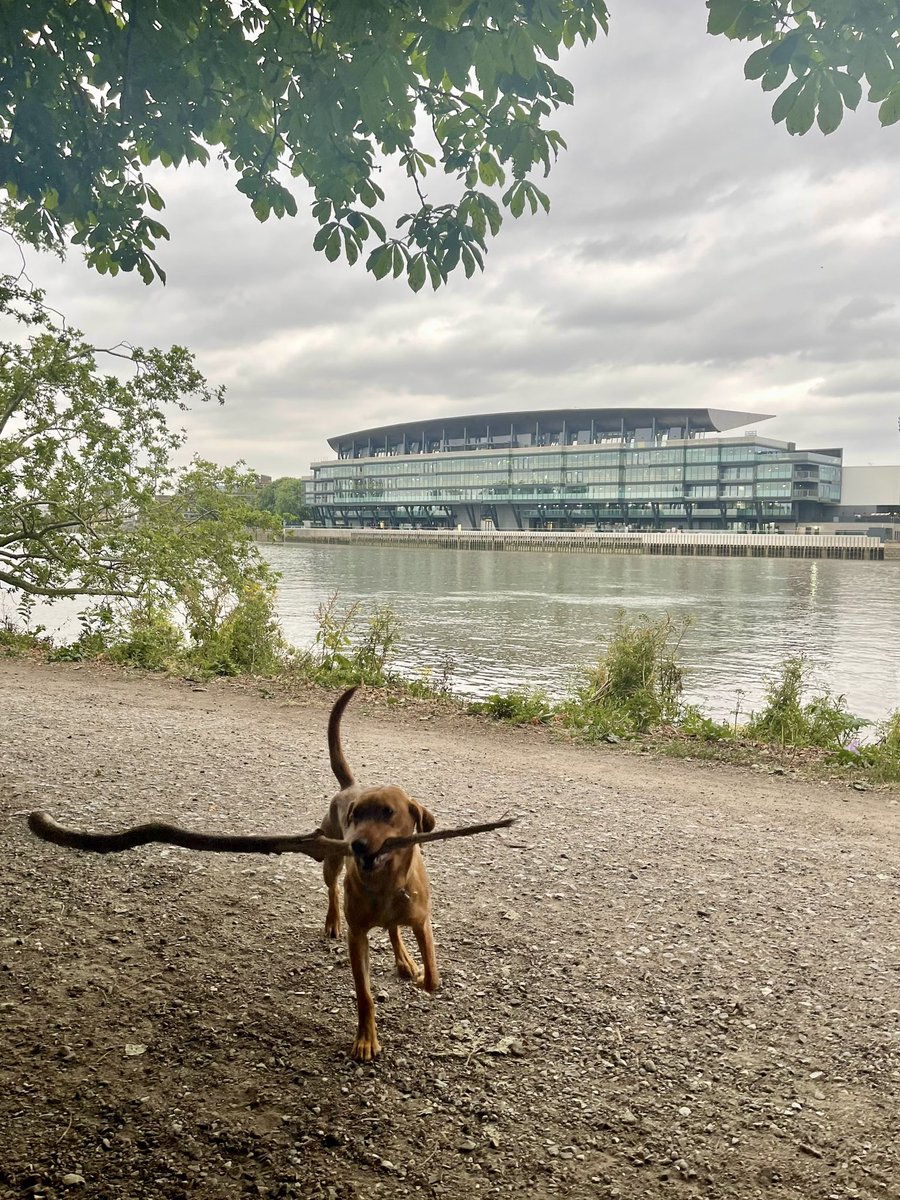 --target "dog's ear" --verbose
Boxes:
[345,800,357,826]
[409,800,436,833]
